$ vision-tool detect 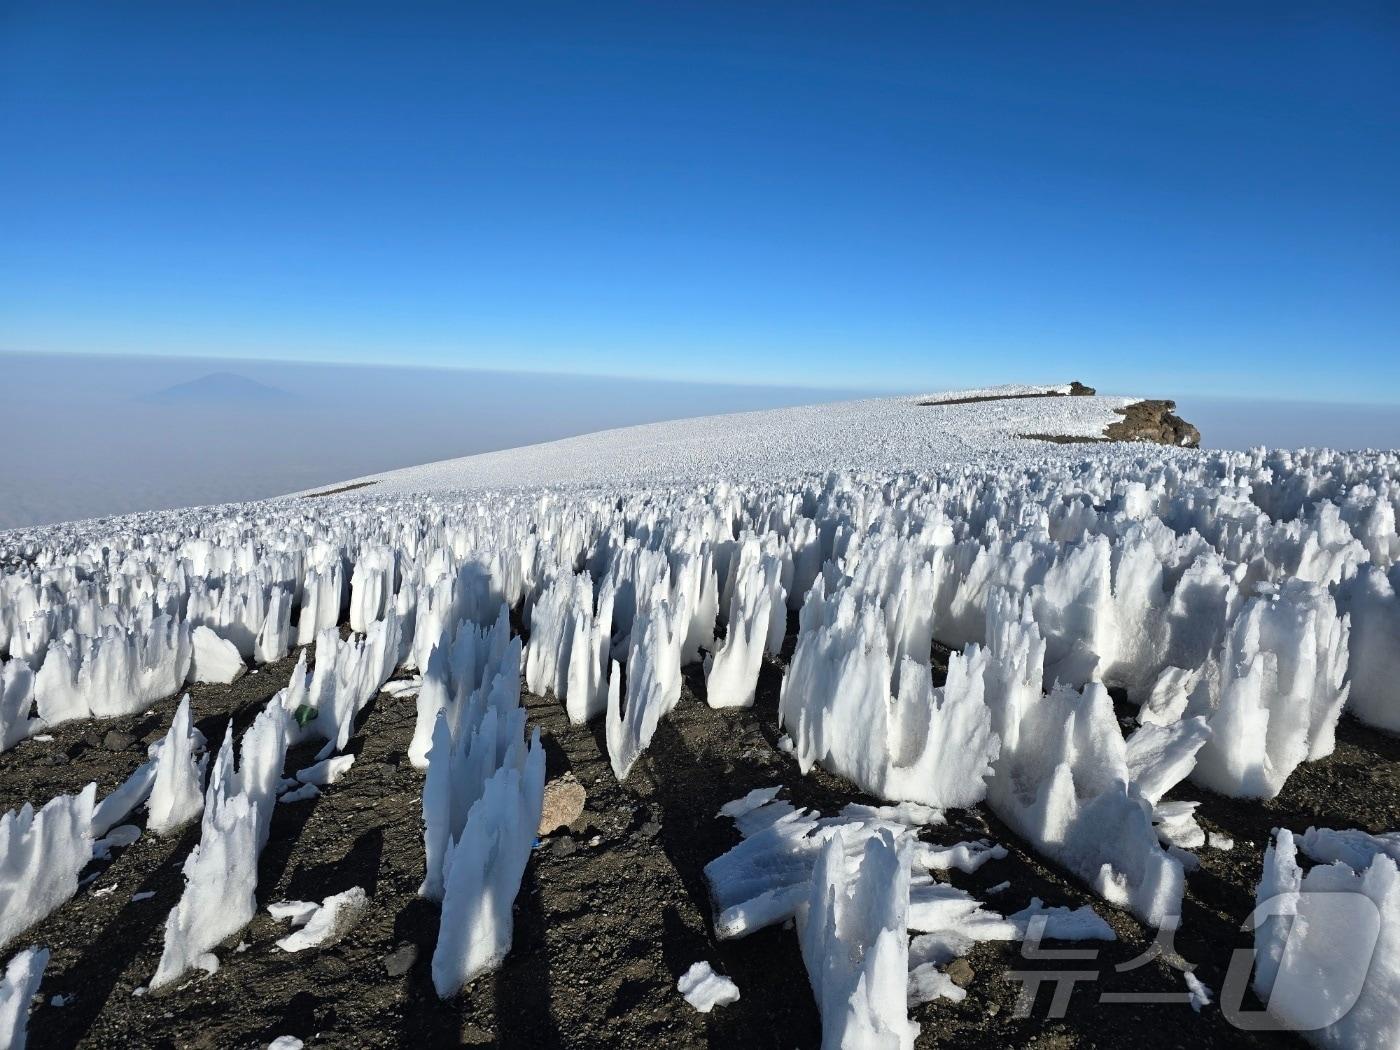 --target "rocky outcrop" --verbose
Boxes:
[1105,400,1200,448]
[1013,385,1202,448]
[537,772,587,836]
